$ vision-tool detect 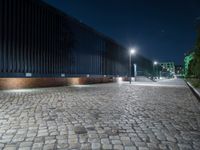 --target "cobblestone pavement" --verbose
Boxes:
[0,79,200,150]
